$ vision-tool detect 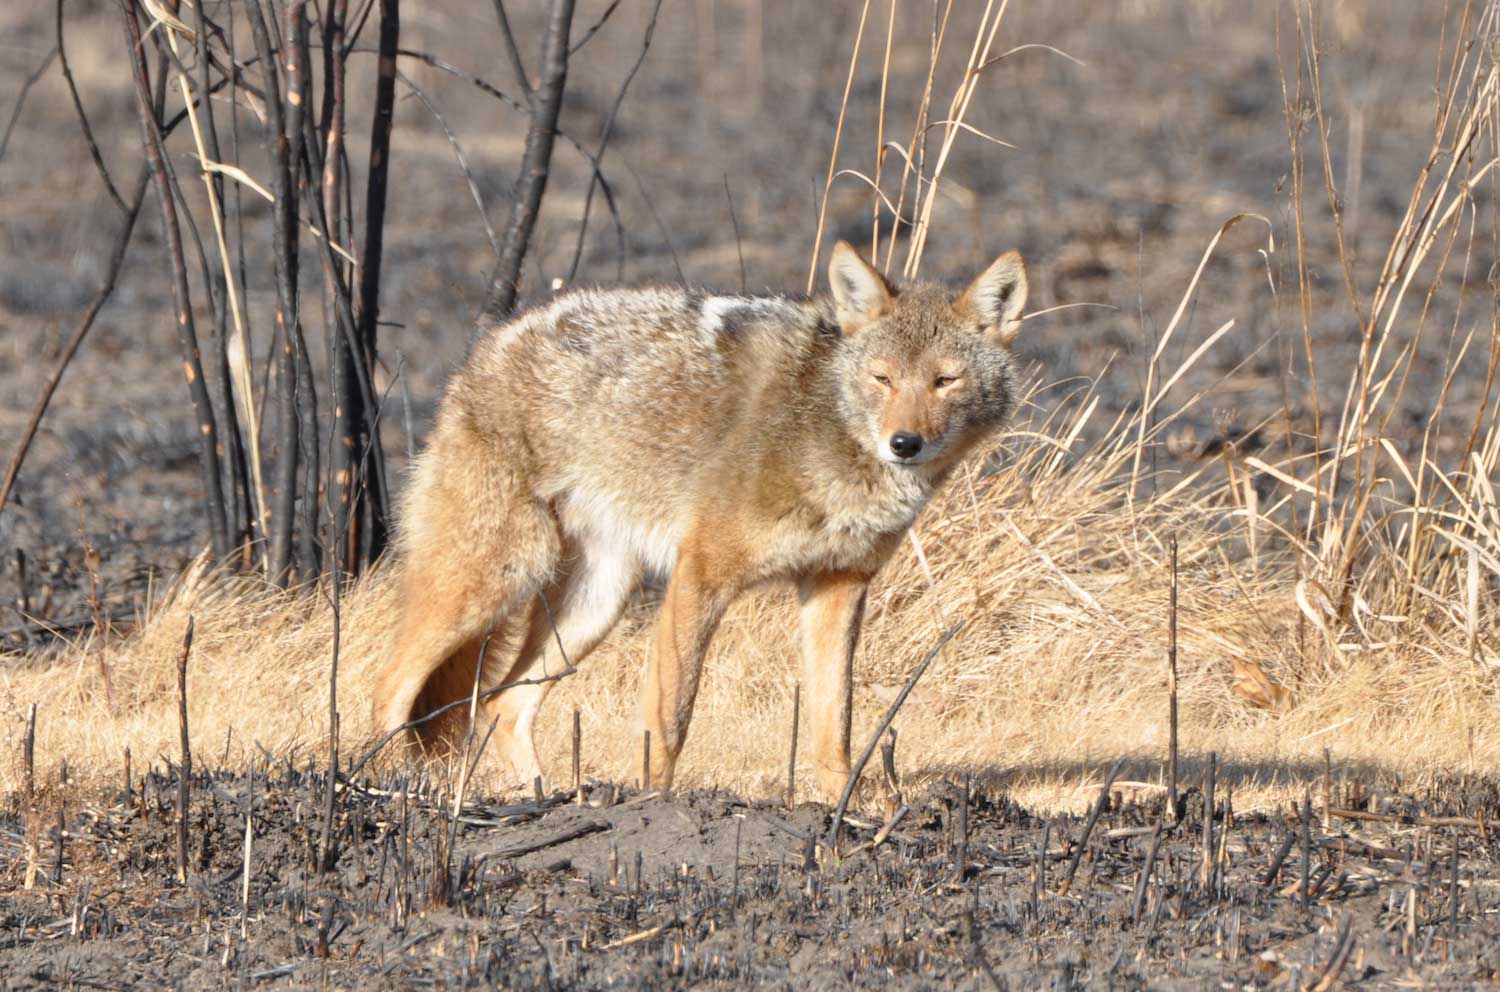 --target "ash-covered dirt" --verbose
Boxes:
[3,766,1500,989]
